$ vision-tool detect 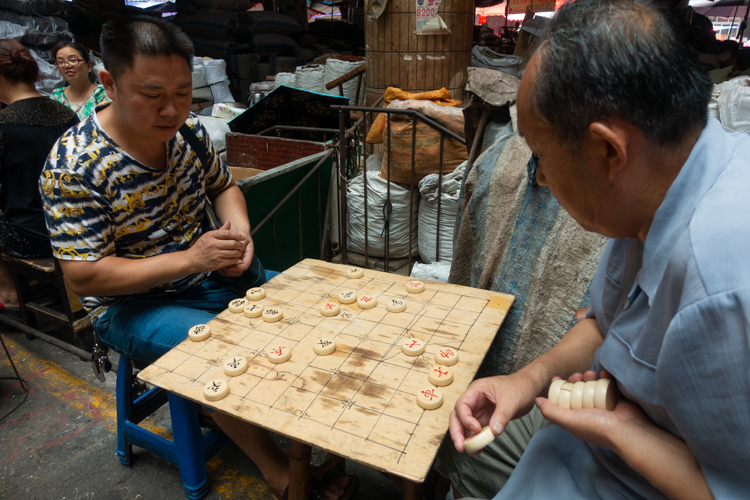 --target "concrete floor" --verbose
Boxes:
[0,318,406,500]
